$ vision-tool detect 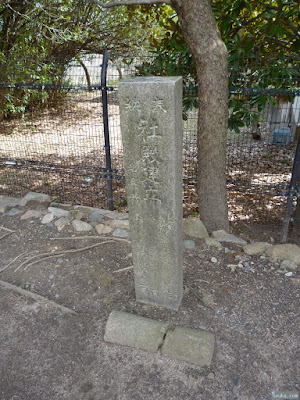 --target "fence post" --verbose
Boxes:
[101,50,114,211]
[281,133,300,242]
